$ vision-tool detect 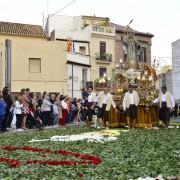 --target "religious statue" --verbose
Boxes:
[124,26,139,69]
[122,26,142,84]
